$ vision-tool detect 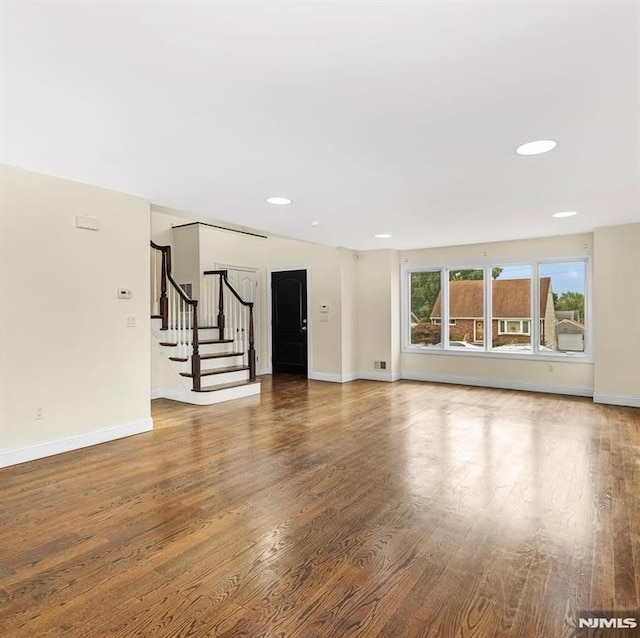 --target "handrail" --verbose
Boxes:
[151,242,196,306]
[150,241,201,391]
[202,269,256,381]
[151,240,172,273]
[166,271,198,306]
[203,270,254,307]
